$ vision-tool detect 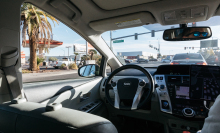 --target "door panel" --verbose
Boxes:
[40,77,103,110]
[23,77,106,117]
